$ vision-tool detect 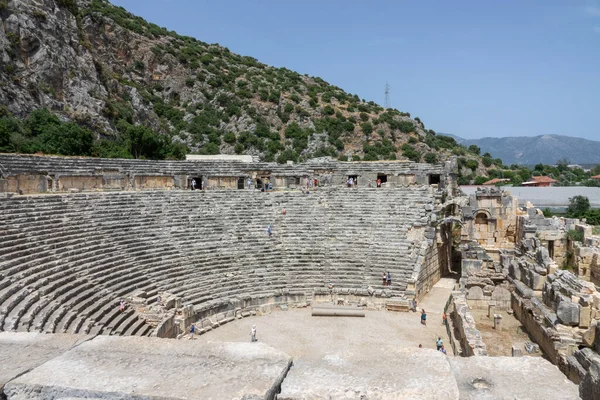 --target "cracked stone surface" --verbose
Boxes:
[3,336,292,400]
[0,332,90,393]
